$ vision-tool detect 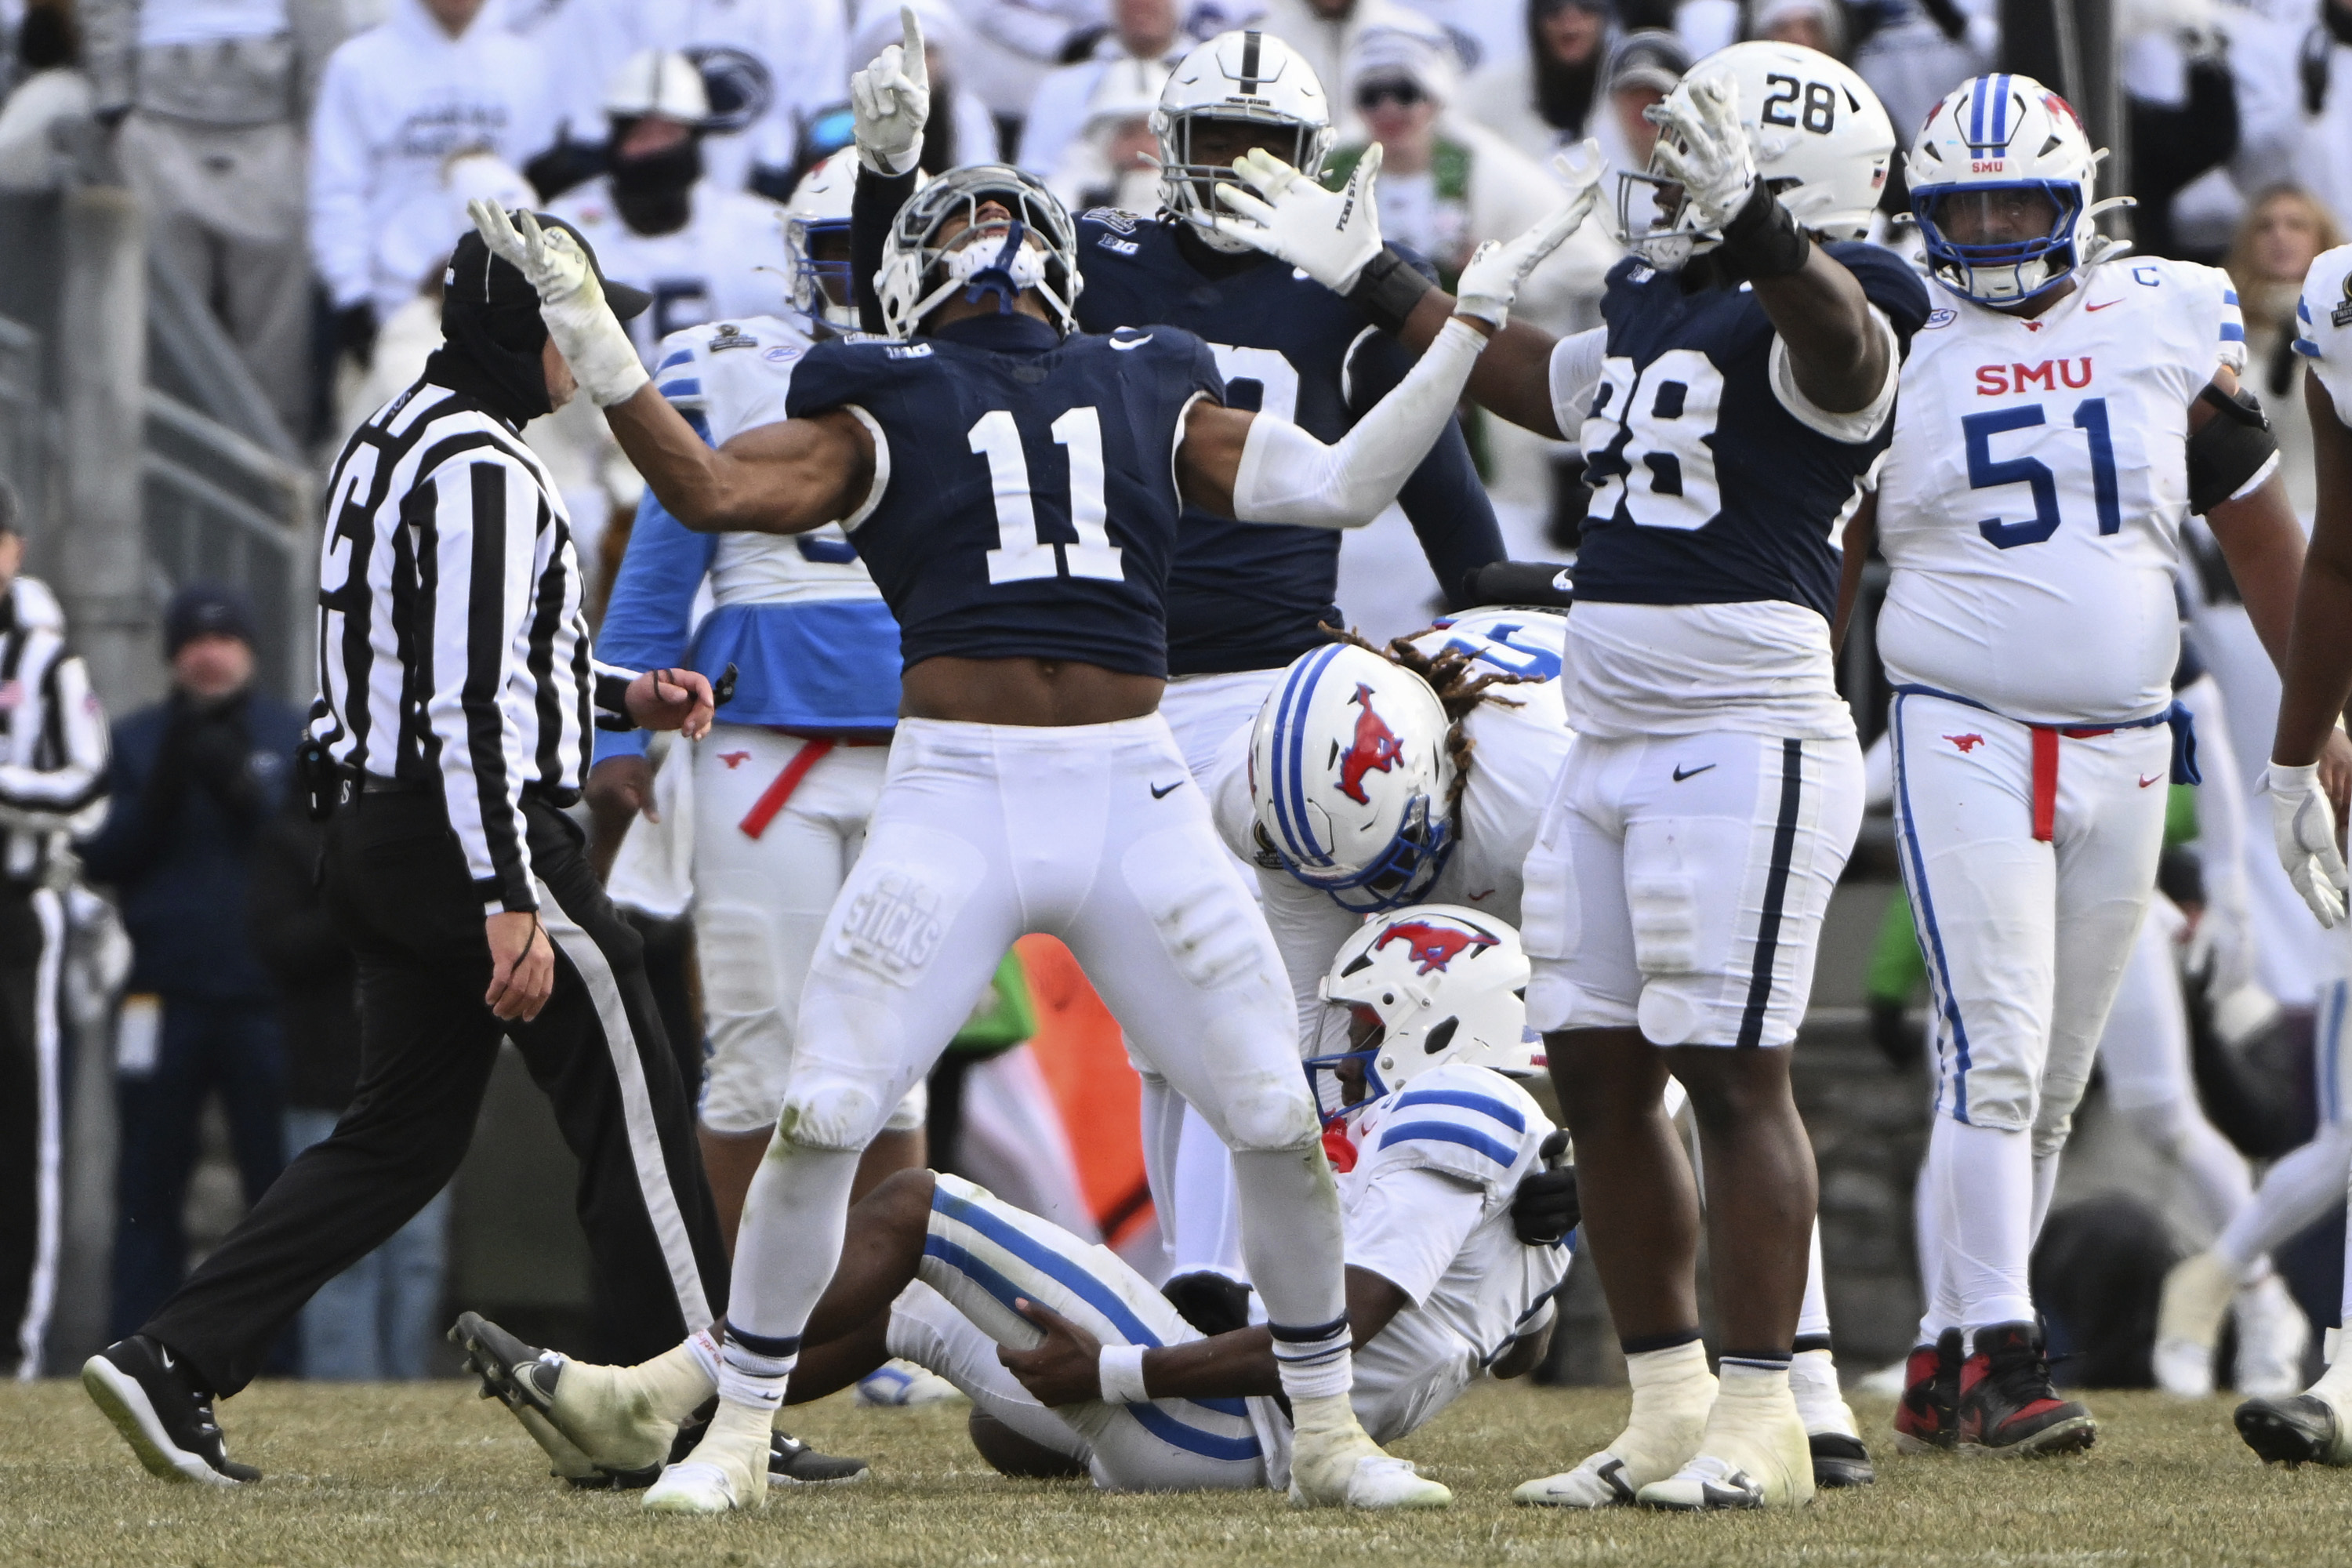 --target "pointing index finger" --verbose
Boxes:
[899,5,929,90]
